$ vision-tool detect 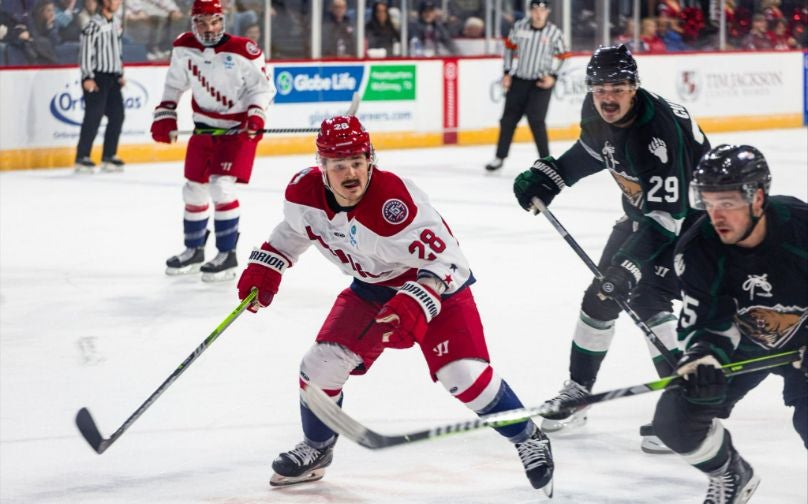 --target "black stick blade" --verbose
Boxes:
[75,407,108,454]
